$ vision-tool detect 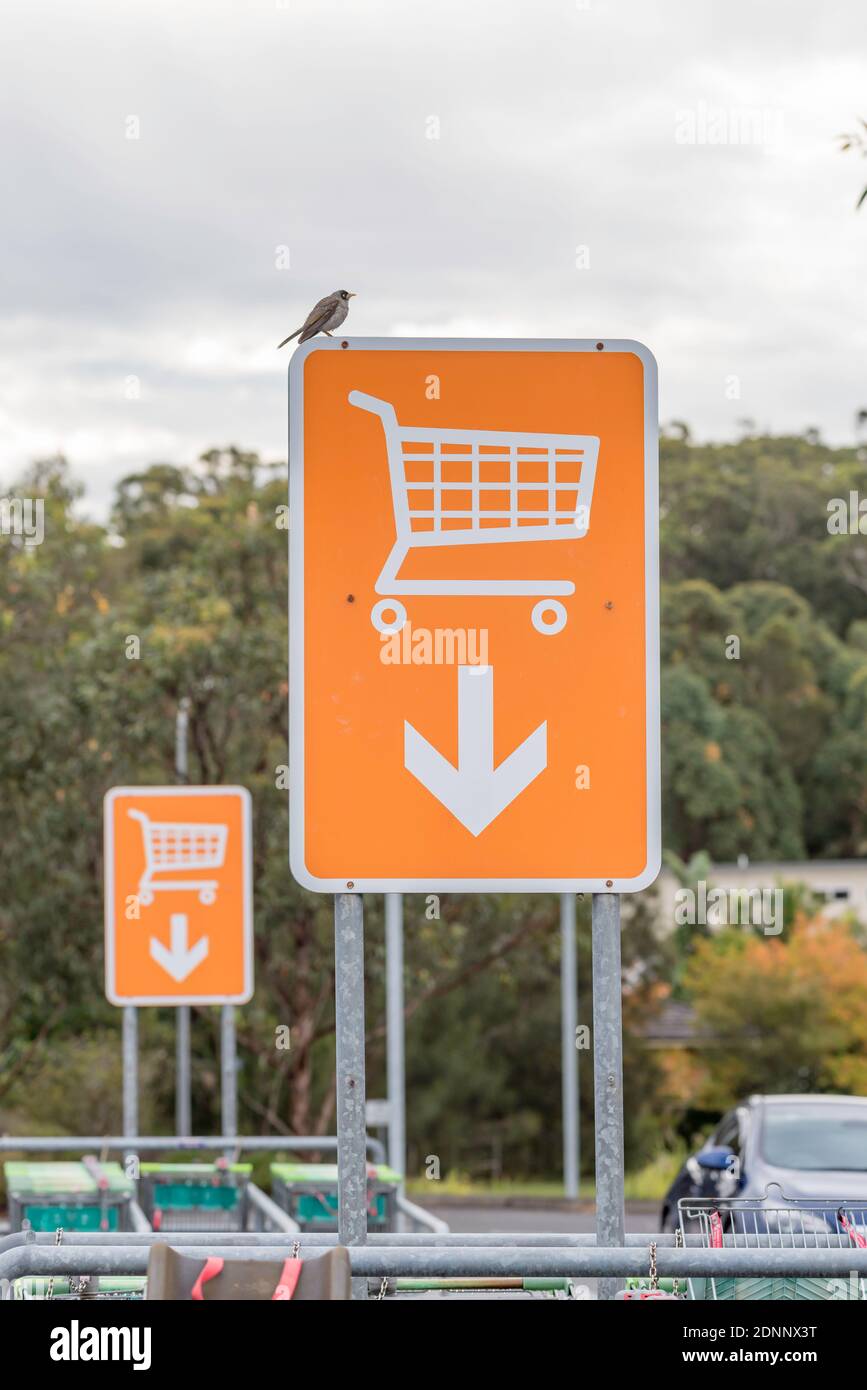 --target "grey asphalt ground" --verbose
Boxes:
[425,1200,660,1233]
